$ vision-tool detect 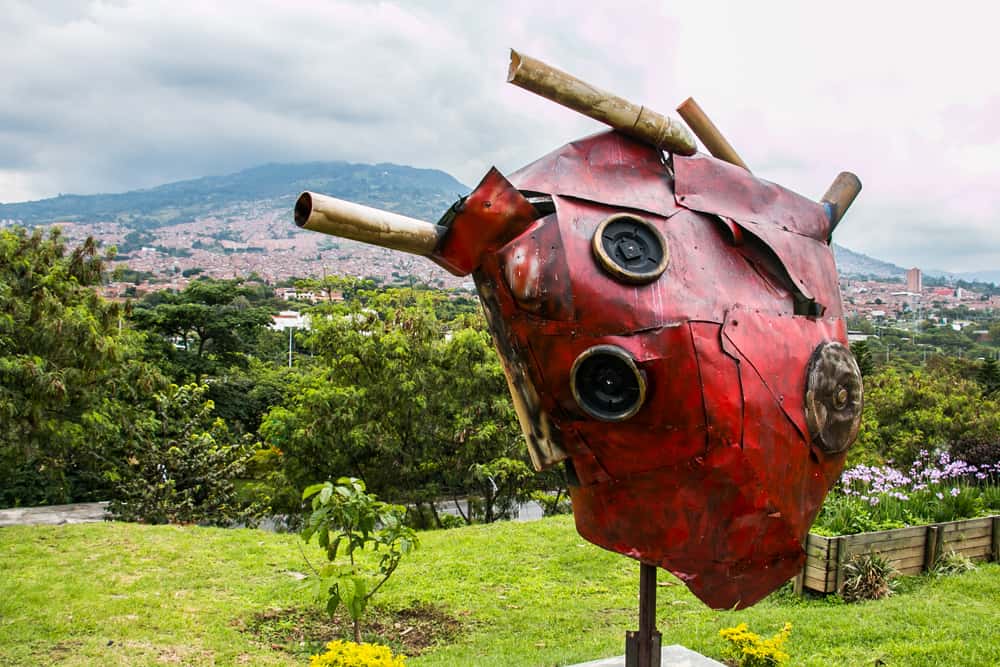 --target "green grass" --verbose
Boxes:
[1,517,999,666]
